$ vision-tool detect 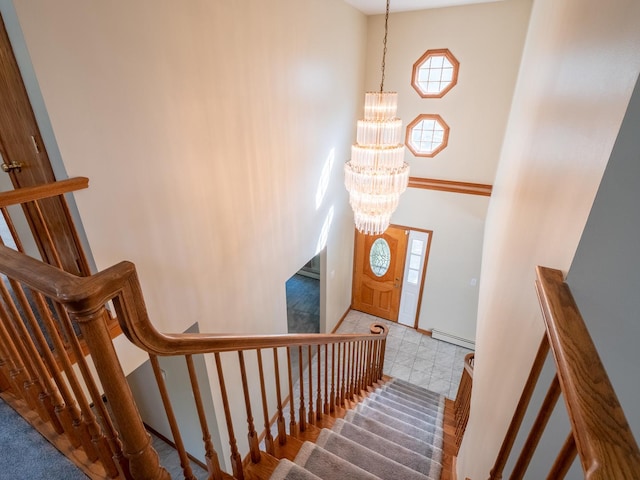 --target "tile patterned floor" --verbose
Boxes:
[335,310,473,399]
